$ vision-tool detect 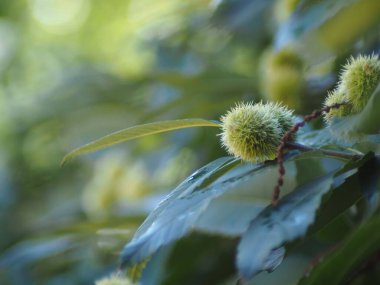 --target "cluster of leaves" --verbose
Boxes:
[2,0,380,285]
[64,2,380,284]
[65,82,380,284]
